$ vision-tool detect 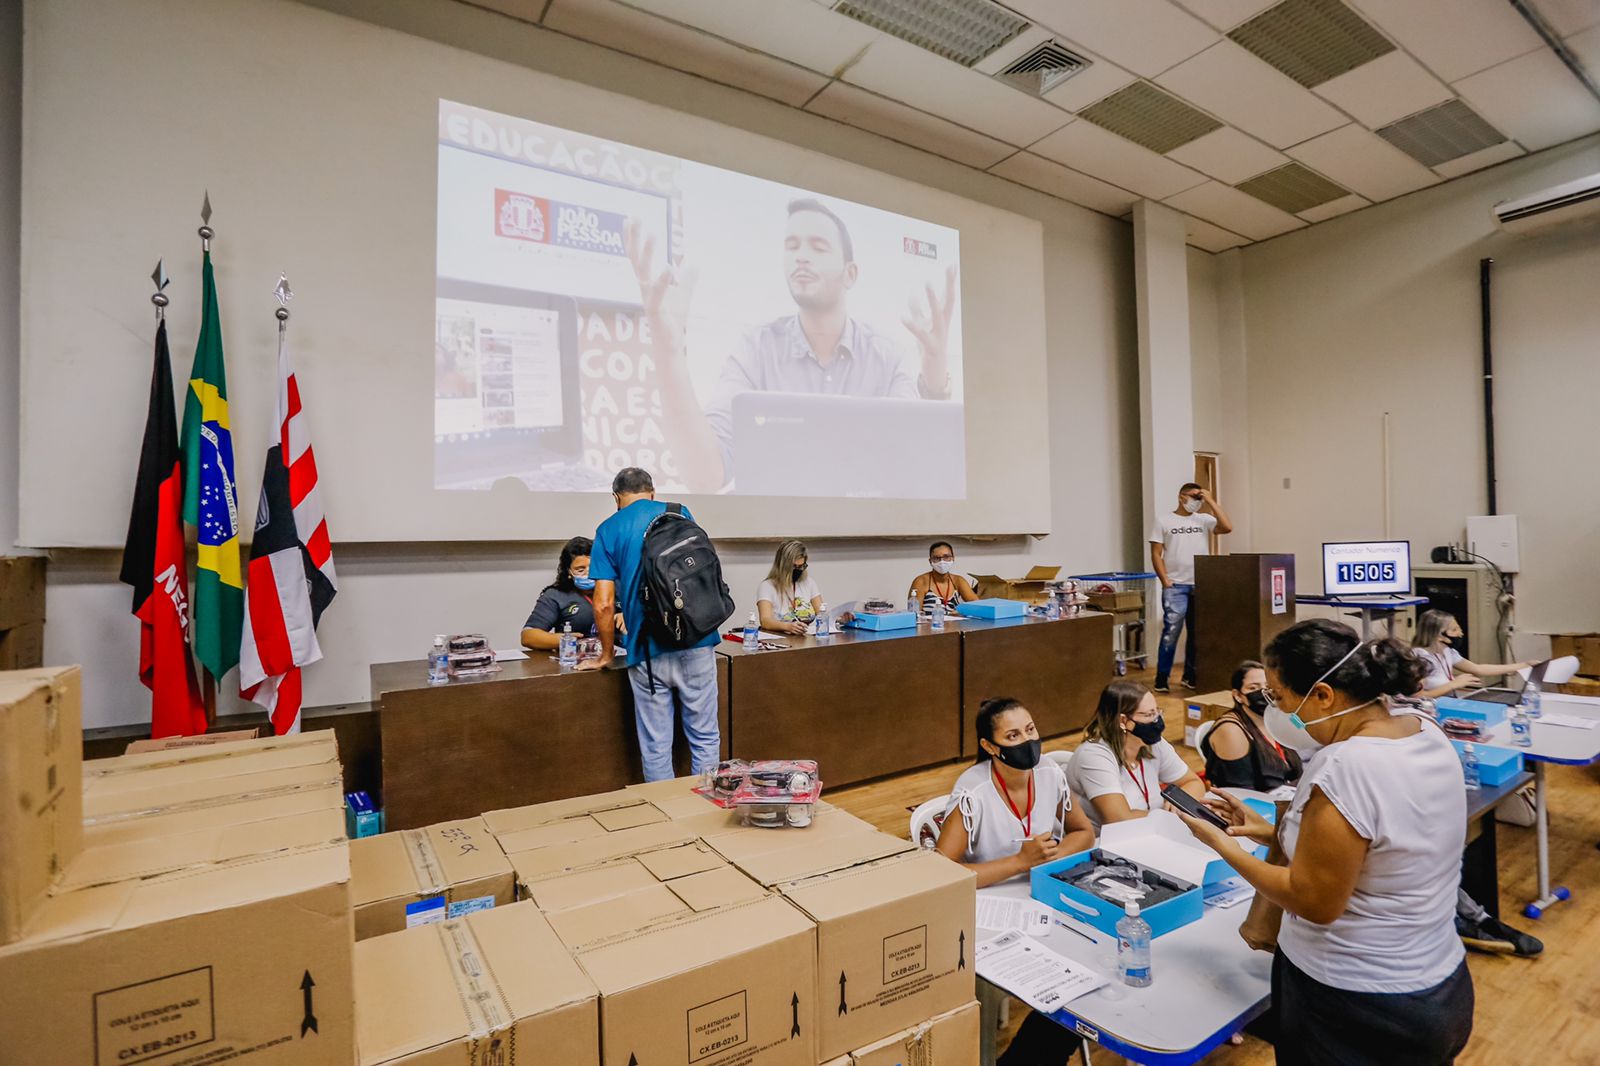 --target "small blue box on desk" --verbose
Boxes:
[1031,849,1203,940]
[956,598,1026,620]
[845,611,918,632]
[1435,697,1508,729]
[345,791,384,838]
[1451,740,1524,787]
